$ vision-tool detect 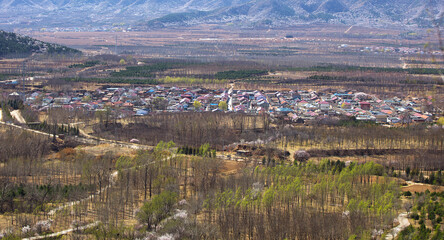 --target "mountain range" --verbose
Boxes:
[0,0,442,29]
